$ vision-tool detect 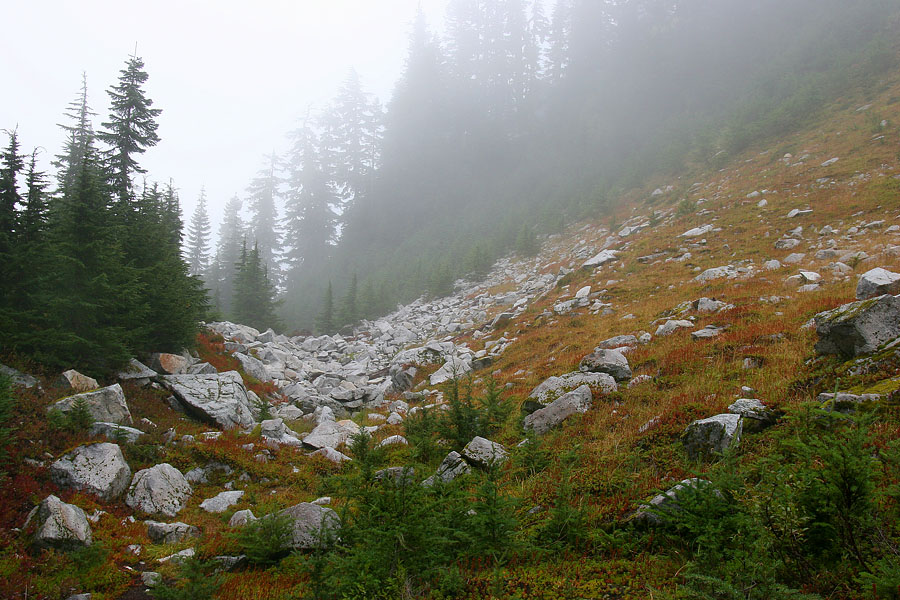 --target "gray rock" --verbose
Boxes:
[184,461,233,484]
[229,509,257,527]
[422,451,471,486]
[579,348,632,381]
[233,352,272,383]
[596,334,638,349]
[655,320,693,337]
[303,420,355,450]
[50,443,131,502]
[775,238,801,250]
[158,548,195,564]
[89,422,145,443]
[0,363,38,388]
[309,447,352,463]
[691,325,723,340]
[634,478,715,524]
[57,370,99,393]
[200,490,244,513]
[429,357,472,385]
[462,436,508,468]
[377,434,408,448]
[529,371,616,405]
[694,266,737,283]
[279,502,341,549]
[28,494,92,550]
[816,392,883,413]
[683,414,742,461]
[260,418,302,447]
[117,359,157,383]
[814,294,900,357]
[857,268,900,300]
[628,375,653,388]
[161,371,256,430]
[188,362,218,375]
[375,466,416,485]
[582,250,619,268]
[146,520,200,544]
[48,384,132,425]
[728,398,776,432]
[523,385,592,435]
[126,464,192,517]
[141,572,162,587]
